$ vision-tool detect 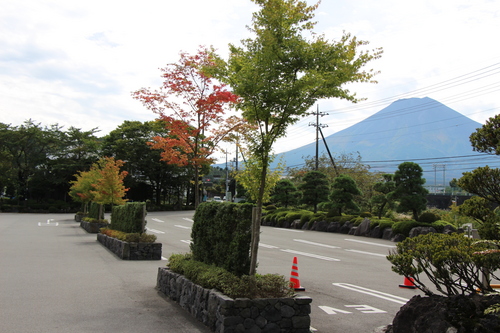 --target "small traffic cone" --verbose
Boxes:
[290,257,305,291]
[399,276,417,289]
